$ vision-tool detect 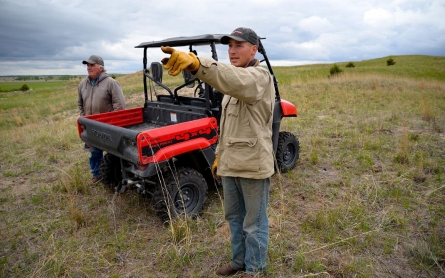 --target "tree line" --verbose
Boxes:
[15,75,80,81]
